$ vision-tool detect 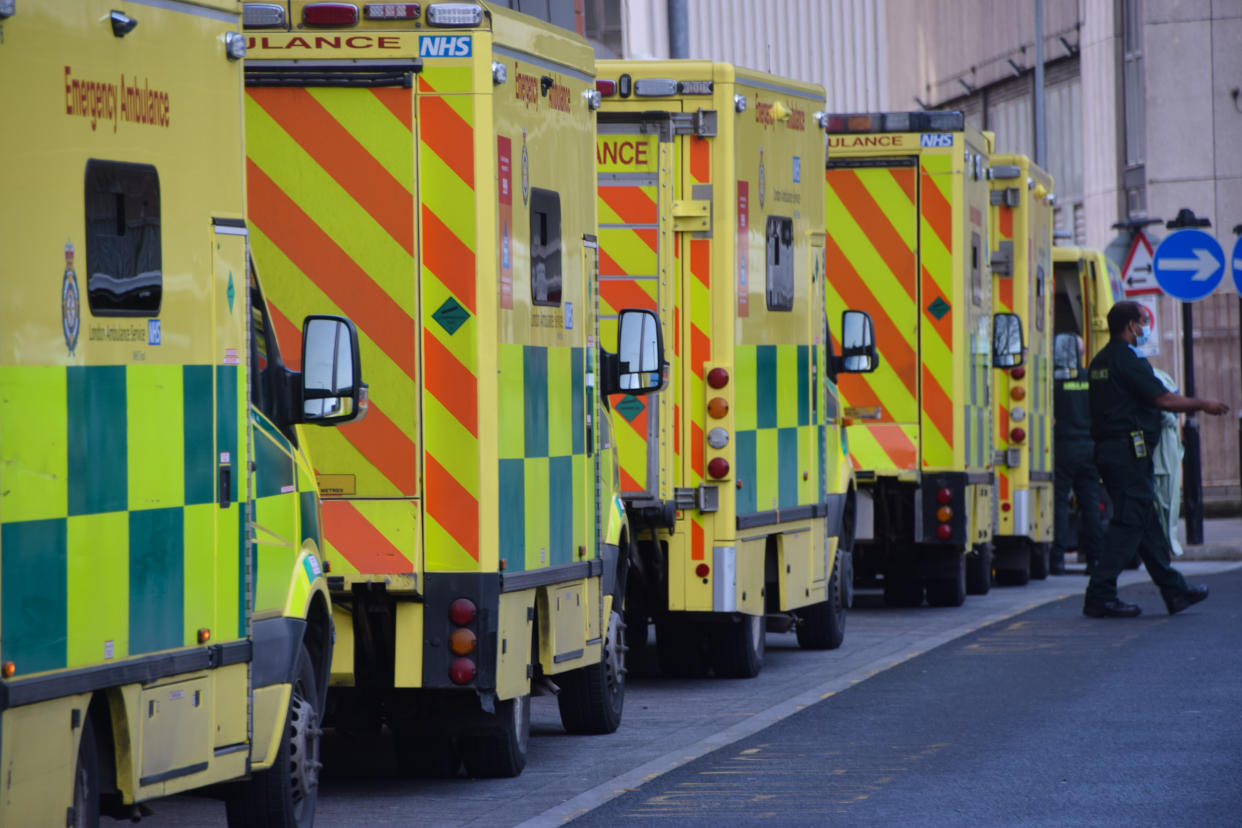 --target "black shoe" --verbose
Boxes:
[1166,585,1209,615]
[1083,599,1142,618]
